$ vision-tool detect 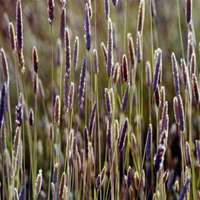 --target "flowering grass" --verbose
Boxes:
[0,0,200,199]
